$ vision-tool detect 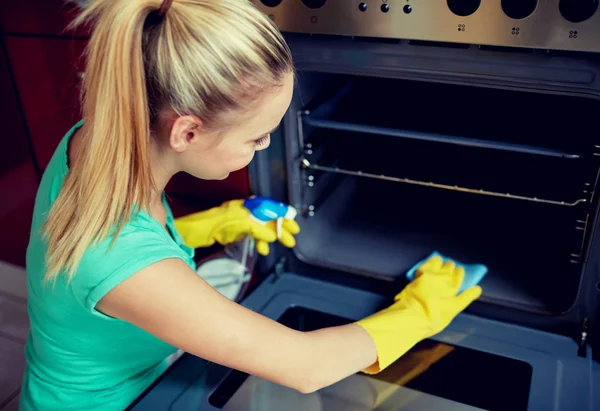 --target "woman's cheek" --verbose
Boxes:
[227,148,256,172]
